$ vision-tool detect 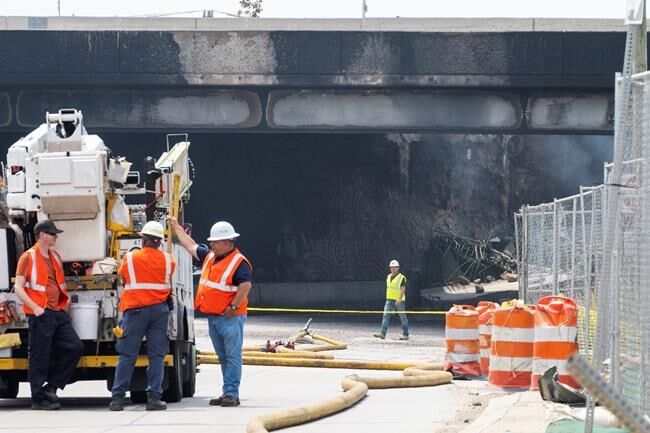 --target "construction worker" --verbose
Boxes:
[170,217,252,407]
[13,220,84,410]
[109,221,176,411]
[373,259,409,340]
